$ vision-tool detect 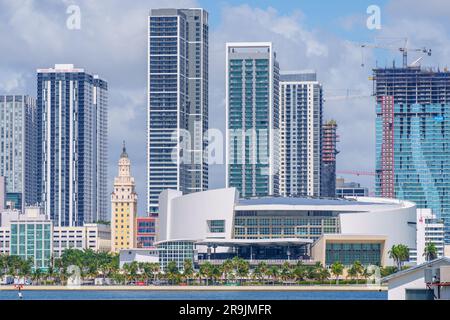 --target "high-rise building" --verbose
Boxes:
[278,72,323,197]
[147,8,209,214]
[0,95,37,210]
[37,64,108,226]
[226,42,280,197]
[374,66,450,242]
[111,142,137,253]
[321,120,338,197]
[0,176,5,212]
